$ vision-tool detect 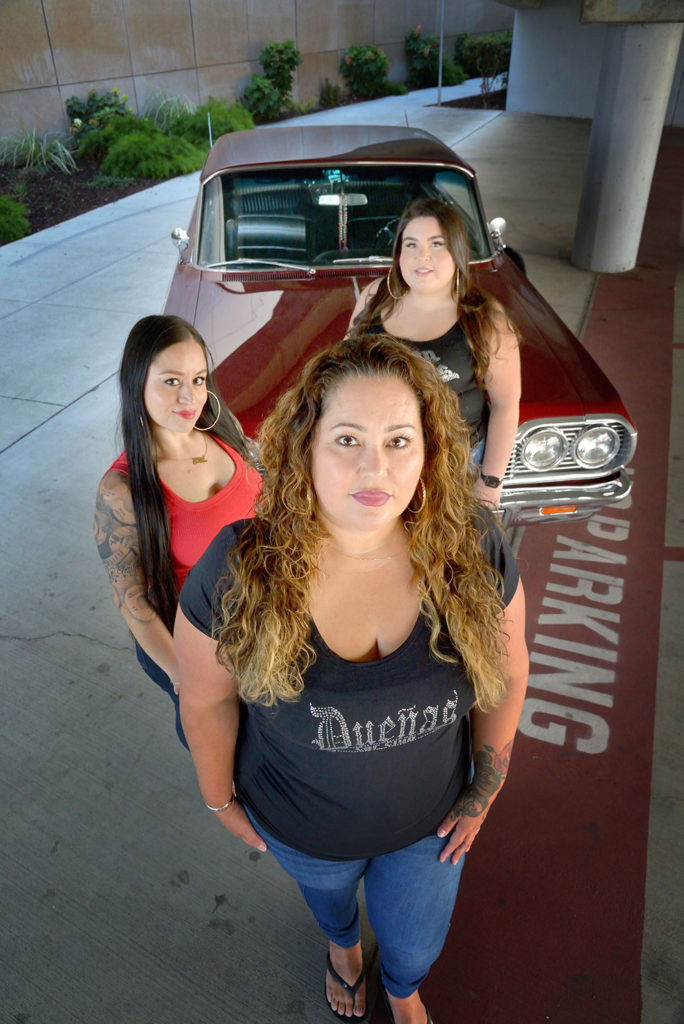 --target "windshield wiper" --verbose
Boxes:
[205,258,314,272]
[329,255,392,265]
